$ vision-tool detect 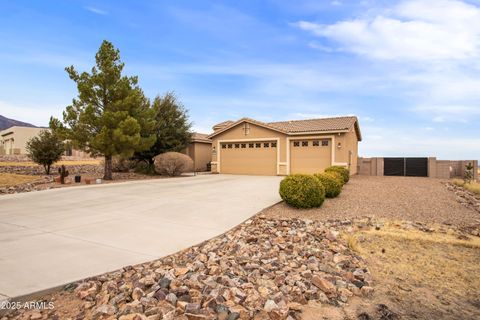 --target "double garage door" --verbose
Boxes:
[219,138,332,175]
[220,141,277,175]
